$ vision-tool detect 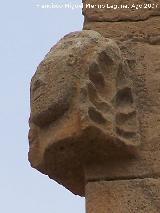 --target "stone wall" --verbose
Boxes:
[28,1,160,212]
